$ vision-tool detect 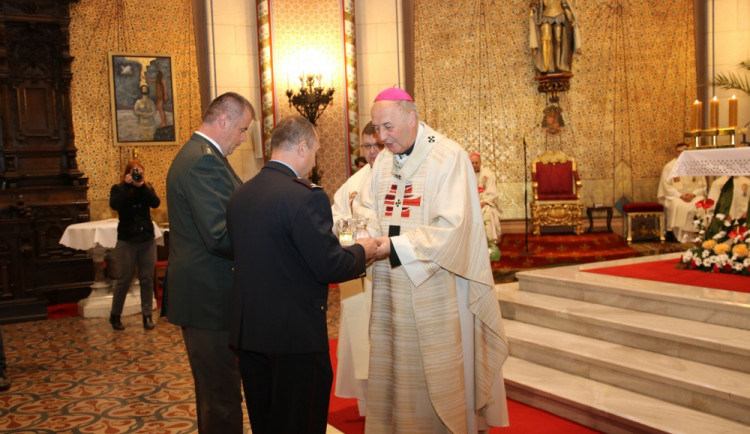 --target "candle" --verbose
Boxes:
[691,100,702,131]
[729,95,738,128]
[709,96,719,129]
